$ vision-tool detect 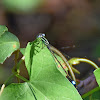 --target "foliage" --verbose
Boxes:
[83,87,100,100]
[0,25,82,100]
[0,26,20,63]
[0,25,100,100]
[94,68,100,87]
[2,0,43,13]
